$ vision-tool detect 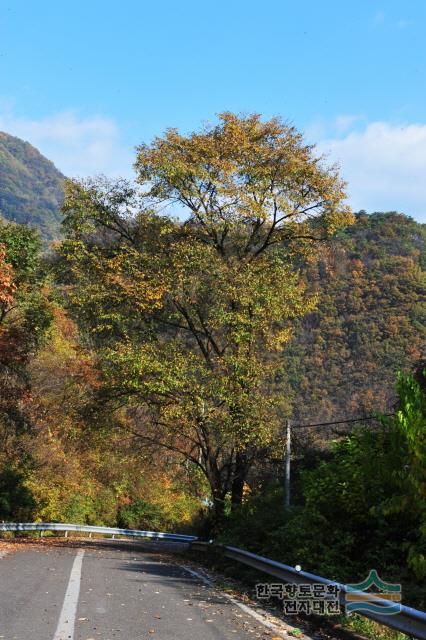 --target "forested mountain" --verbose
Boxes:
[0,130,423,423]
[1,118,424,617]
[0,132,64,240]
[285,211,426,424]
